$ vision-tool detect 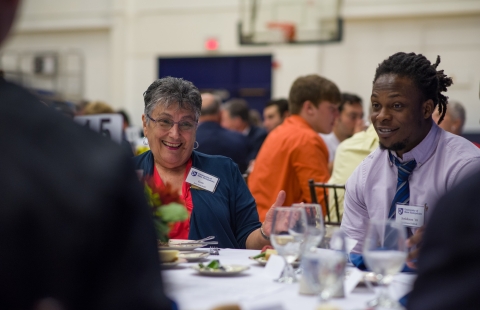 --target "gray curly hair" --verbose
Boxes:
[143,77,202,122]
